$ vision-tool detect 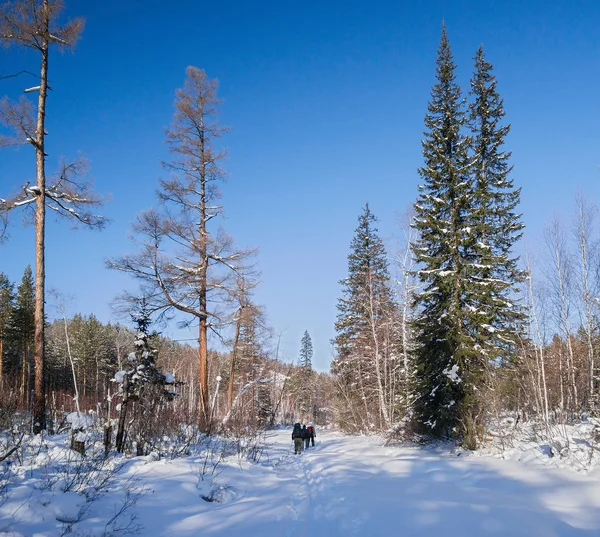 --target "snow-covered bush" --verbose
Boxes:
[1,433,144,536]
[65,411,94,455]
